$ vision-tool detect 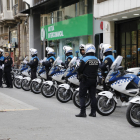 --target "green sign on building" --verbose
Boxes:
[41,14,93,41]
